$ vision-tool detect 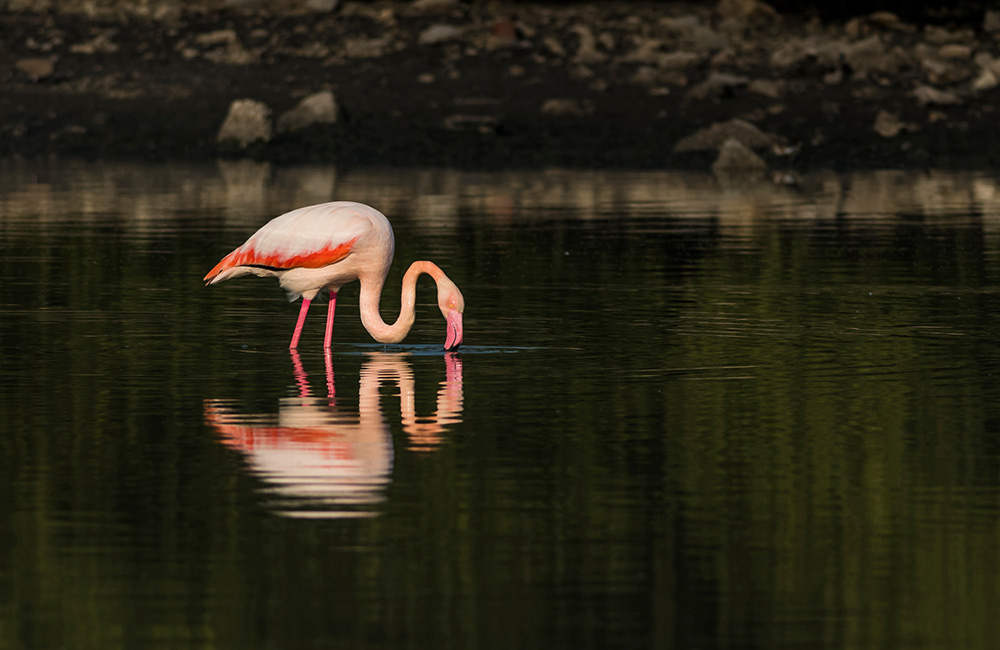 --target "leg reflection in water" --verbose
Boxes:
[204,350,464,518]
